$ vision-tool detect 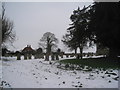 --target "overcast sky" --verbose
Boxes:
[4,2,96,52]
